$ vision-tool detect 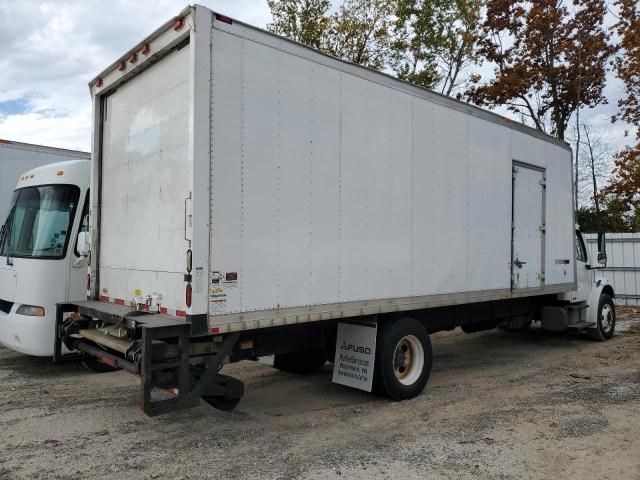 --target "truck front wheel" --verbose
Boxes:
[588,294,616,341]
[374,317,433,401]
